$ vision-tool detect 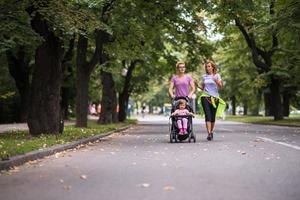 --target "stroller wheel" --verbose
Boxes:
[170,134,173,143]
[188,132,192,143]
